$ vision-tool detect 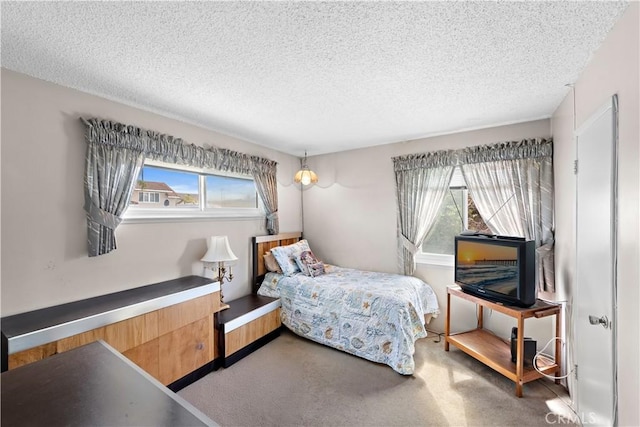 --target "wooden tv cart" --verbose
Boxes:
[445,286,561,397]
